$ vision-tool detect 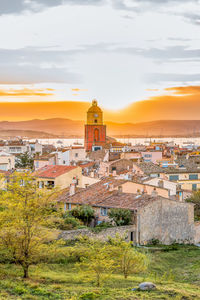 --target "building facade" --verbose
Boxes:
[84,100,106,152]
